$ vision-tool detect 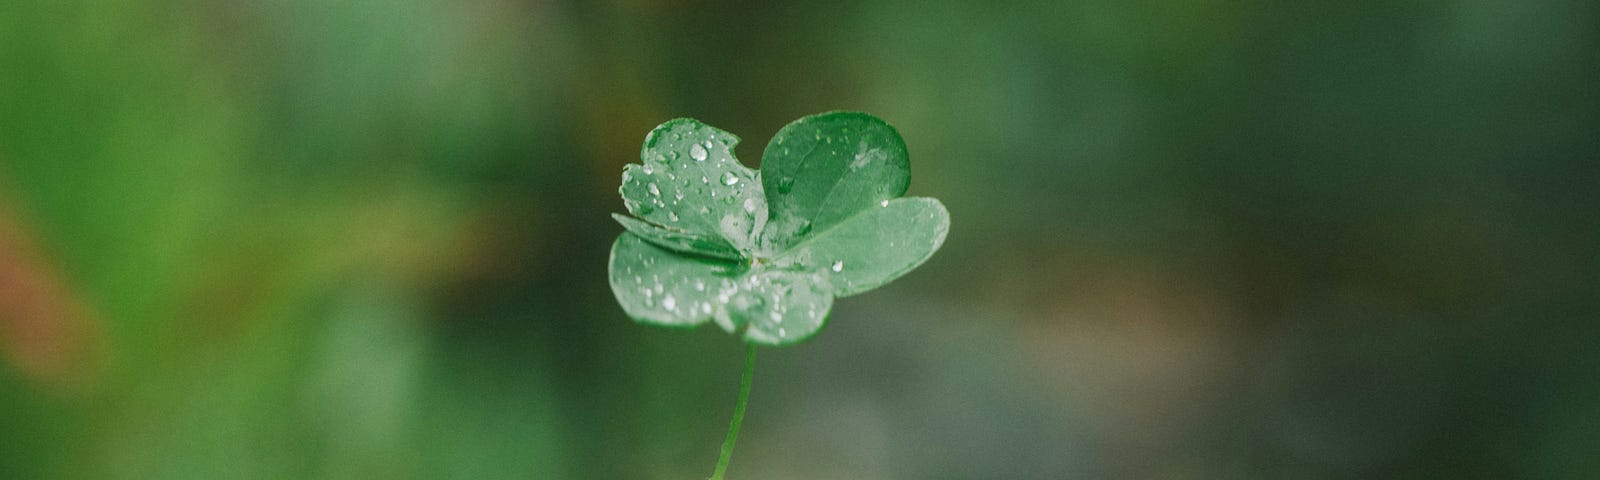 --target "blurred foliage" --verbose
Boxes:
[0,0,1596,479]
